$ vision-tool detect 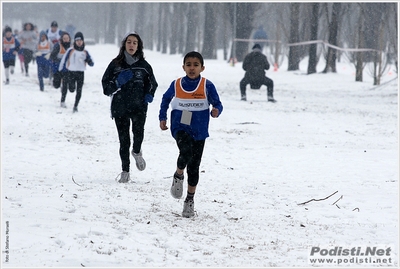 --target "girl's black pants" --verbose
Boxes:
[114,110,147,172]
